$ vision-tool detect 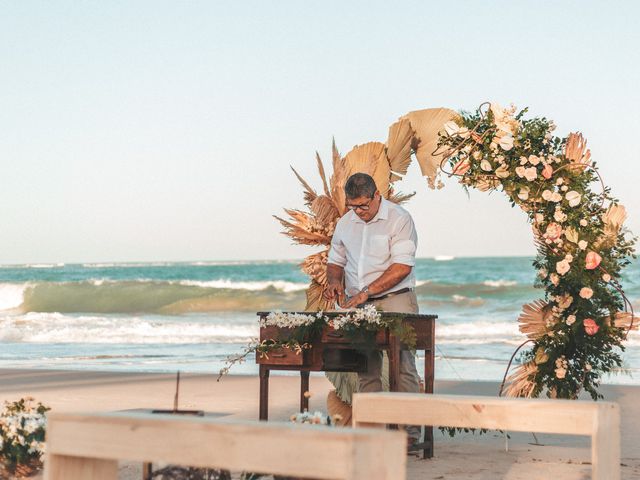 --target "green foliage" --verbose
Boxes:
[439,104,636,400]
